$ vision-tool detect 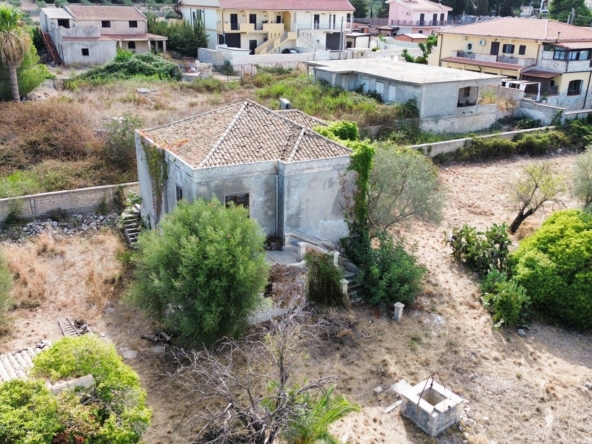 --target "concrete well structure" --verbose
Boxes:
[396,378,464,437]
